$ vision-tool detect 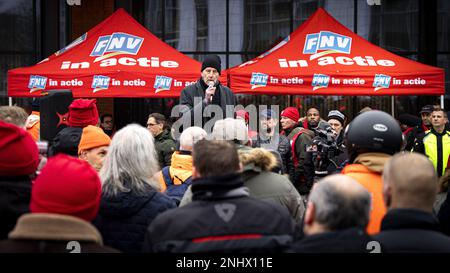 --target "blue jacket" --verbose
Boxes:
[94,183,176,253]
